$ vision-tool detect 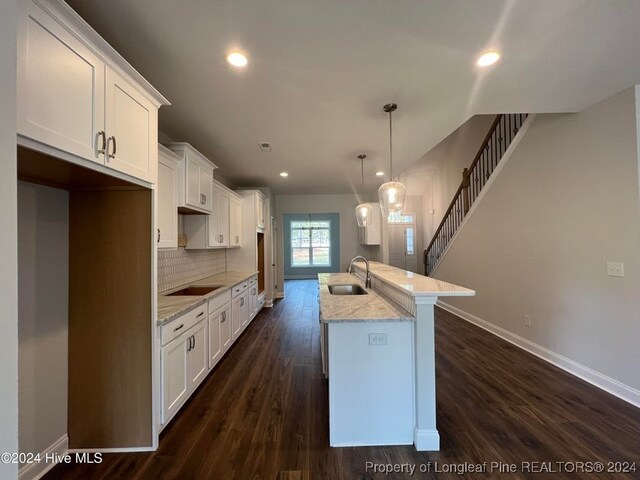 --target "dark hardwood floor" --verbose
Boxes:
[46,280,639,479]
